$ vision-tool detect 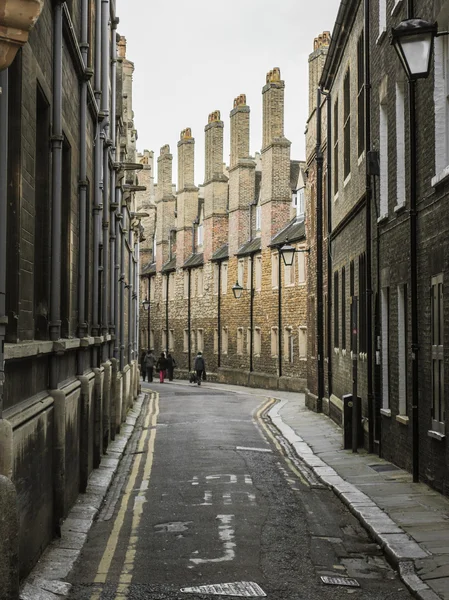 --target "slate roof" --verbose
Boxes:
[141,262,156,275]
[236,238,262,256]
[211,244,229,262]
[290,161,301,191]
[161,257,177,273]
[183,253,204,269]
[270,218,306,247]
